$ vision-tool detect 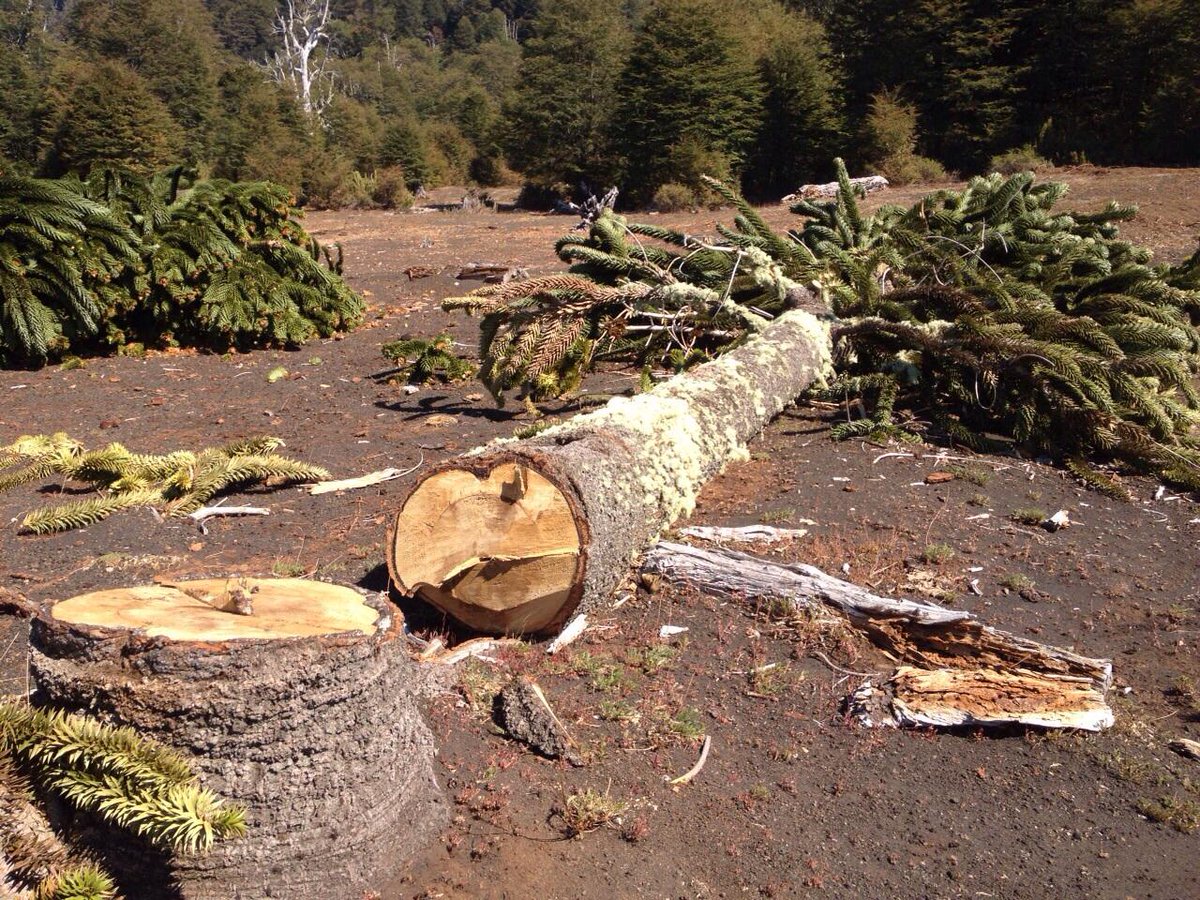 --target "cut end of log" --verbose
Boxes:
[50,578,380,641]
[388,460,585,634]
